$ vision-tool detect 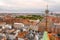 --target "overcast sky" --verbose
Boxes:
[0,0,60,13]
